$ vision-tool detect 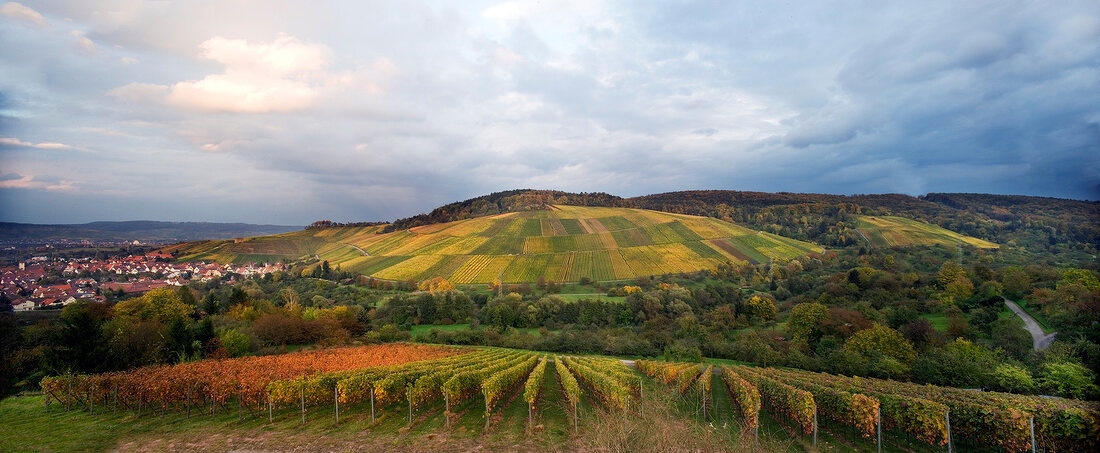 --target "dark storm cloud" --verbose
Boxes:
[0,0,1097,224]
